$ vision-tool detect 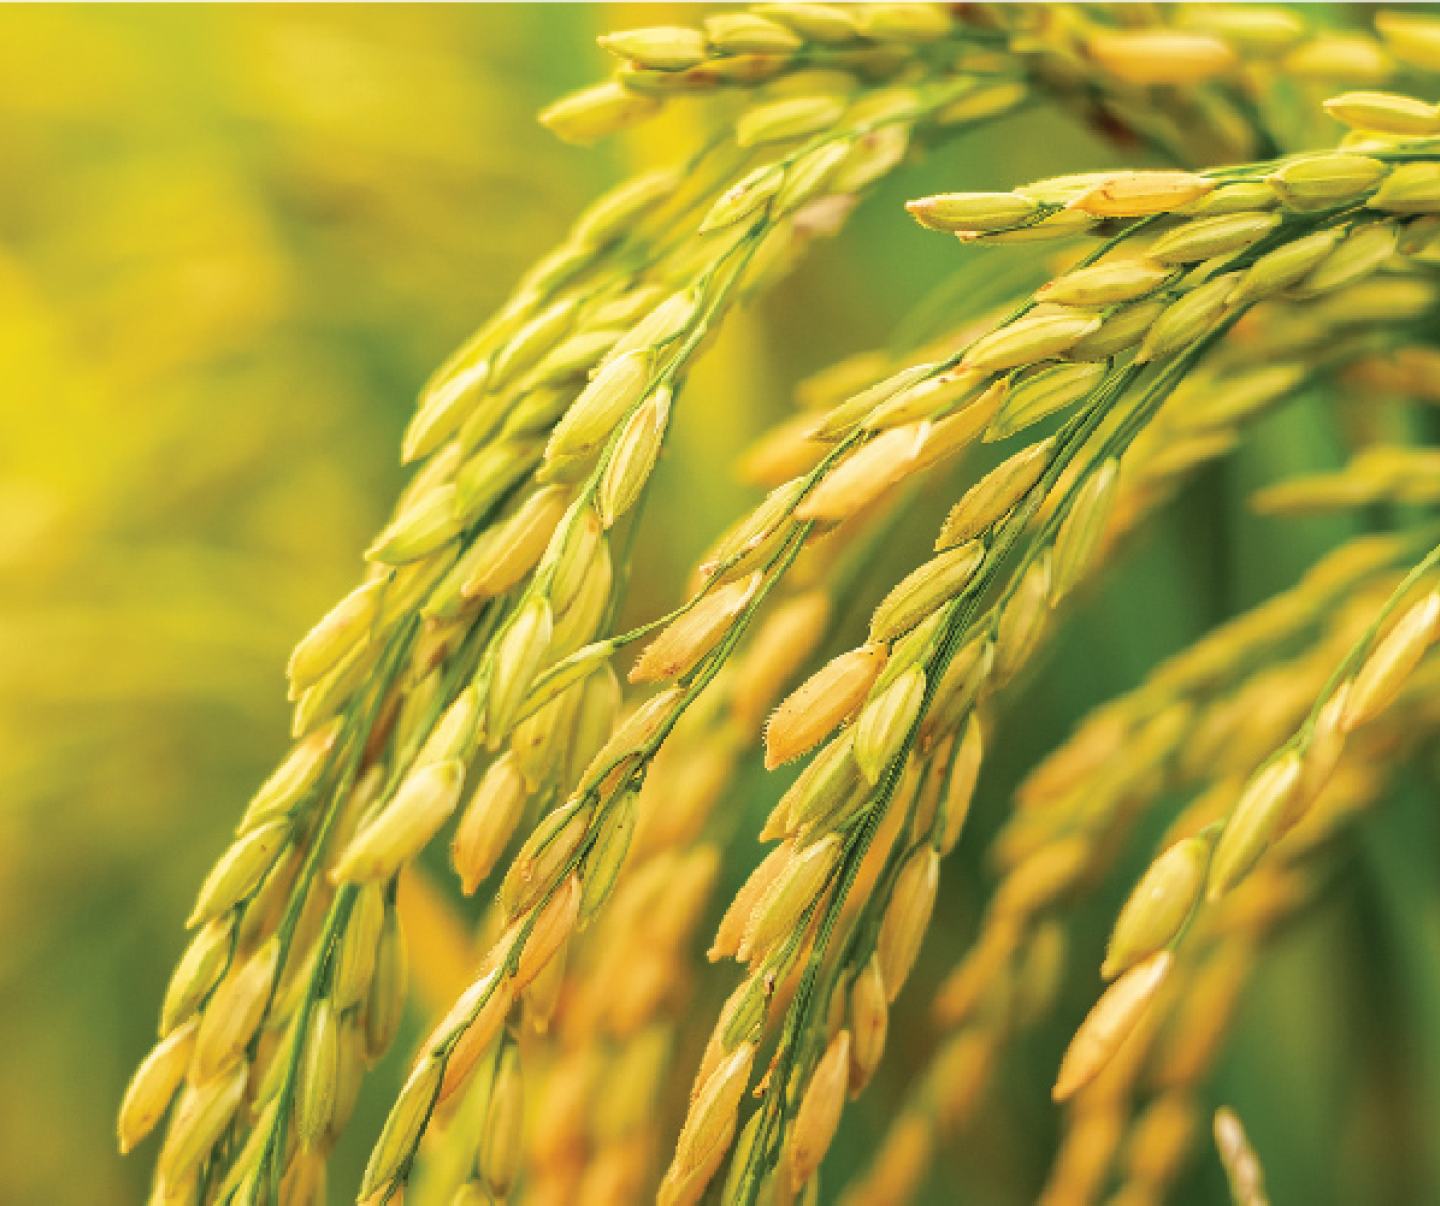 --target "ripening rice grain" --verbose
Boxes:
[769,728,864,840]
[331,760,466,884]
[117,1021,197,1154]
[994,555,1052,684]
[1323,90,1440,135]
[288,580,384,693]
[747,4,853,44]
[514,874,582,991]
[662,1043,757,1203]
[479,1044,525,1199]
[490,297,578,390]
[239,721,340,831]
[1073,171,1215,217]
[544,349,654,475]
[854,666,926,783]
[1037,260,1174,307]
[1370,163,1440,214]
[598,27,708,72]
[1291,684,1351,822]
[1341,590,1440,730]
[711,844,793,961]
[738,94,847,148]
[789,1029,853,1188]
[483,601,553,744]
[609,289,701,364]
[701,164,786,232]
[766,643,886,768]
[155,1064,248,1186]
[296,1000,340,1143]
[630,573,762,684]
[581,686,684,790]
[988,363,1107,441]
[1229,230,1340,303]
[939,439,1053,548]
[1206,752,1302,899]
[864,366,991,432]
[1137,275,1237,362]
[1087,30,1237,86]
[1069,297,1166,360]
[1102,836,1210,979]
[1051,459,1120,603]
[849,956,889,1094]
[869,543,983,643]
[359,1056,444,1198]
[1150,212,1281,264]
[461,487,573,600]
[539,82,662,145]
[577,788,637,923]
[961,311,1102,373]
[905,191,1041,234]
[452,754,528,894]
[739,834,841,963]
[545,506,605,616]
[1214,1107,1270,1206]
[934,715,983,854]
[193,937,280,1079]
[432,972,514,1105]
[796,423,930,522]
[876,847,940,999]
[186,820,289,929]
[1053,952,1173,1102]
[699,479,807,582]
[915,381,1008,465]
[332,885,385,1011]
[1267,153,1386,208]
[160,921,231,1037]
[500,800,588,917]
[599,387,671,526]
[367,483,463,564]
